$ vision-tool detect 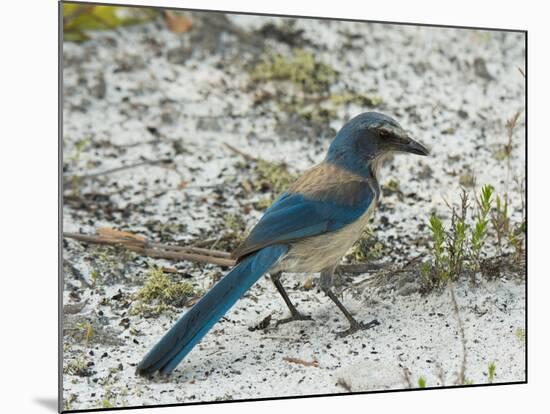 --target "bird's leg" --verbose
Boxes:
[320,266,379,338]
[271,272,313,326]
